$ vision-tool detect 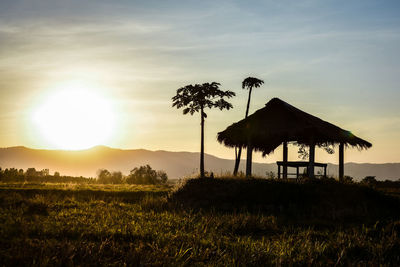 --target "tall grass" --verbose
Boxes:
[0,181,399,265]
[171,178,400,224]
